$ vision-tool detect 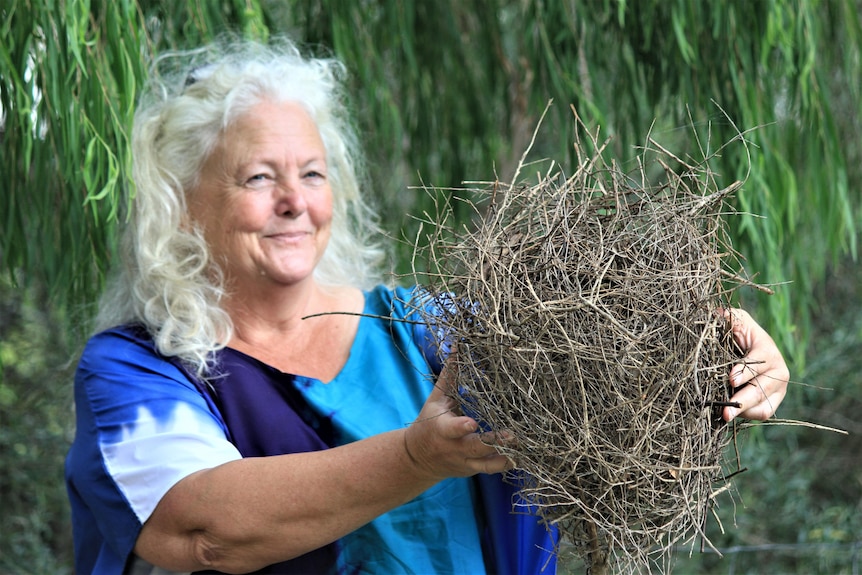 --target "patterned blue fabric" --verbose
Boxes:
[65,325,243,575]
[206,285,486,574]
[65,285,558,574]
